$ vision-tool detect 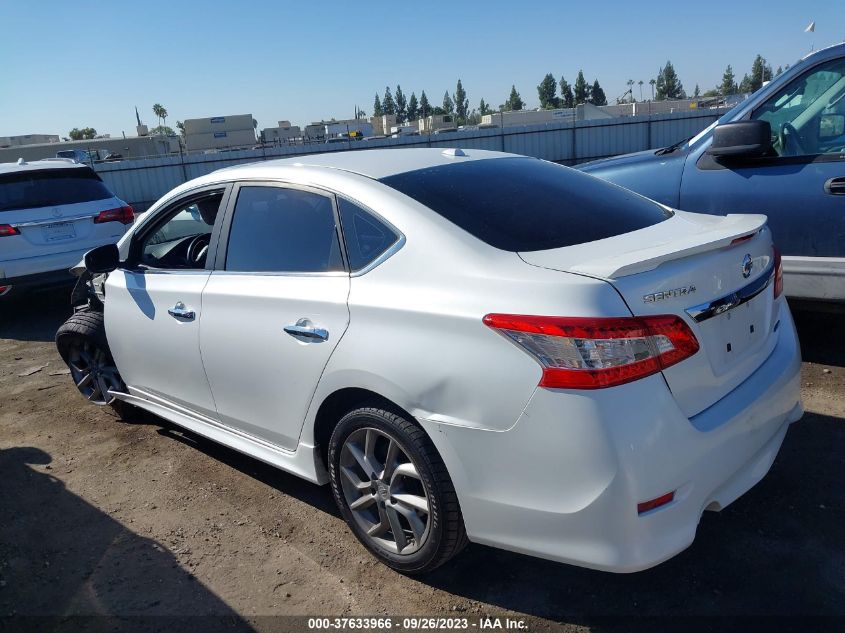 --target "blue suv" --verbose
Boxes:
[581,43,845,304]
